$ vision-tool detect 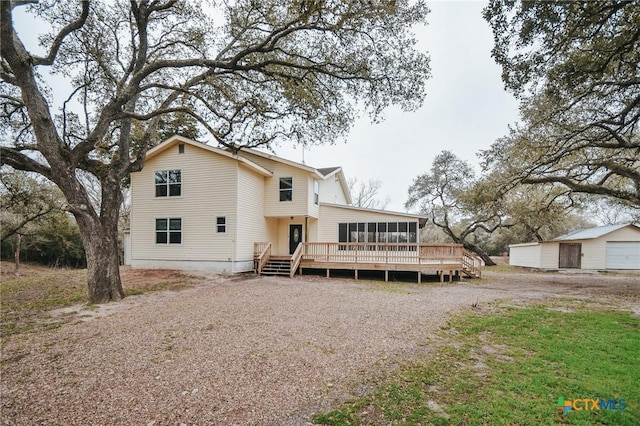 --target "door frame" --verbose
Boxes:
[289,224,303,255]
[559,243,582,269]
